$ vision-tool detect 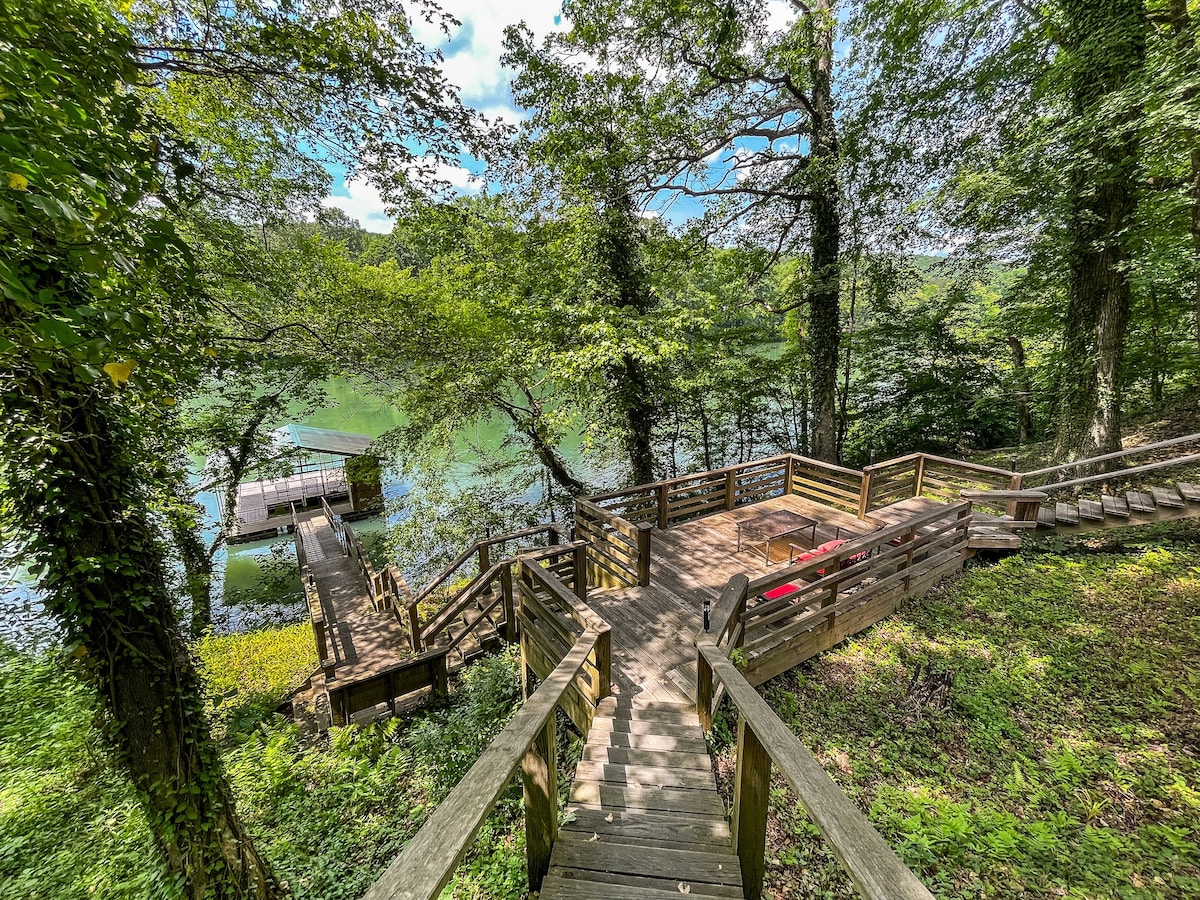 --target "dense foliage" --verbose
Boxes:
[0,640,532,900]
